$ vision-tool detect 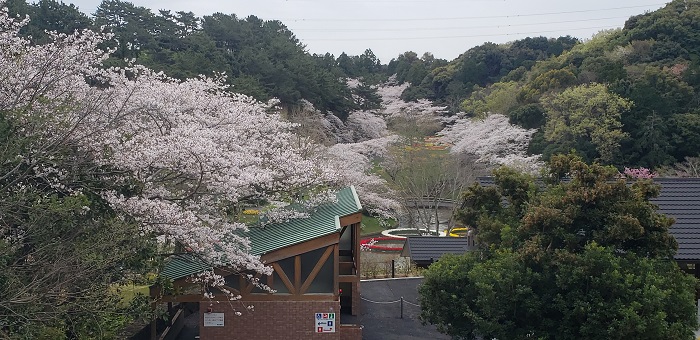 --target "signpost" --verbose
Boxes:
[203,312,225,327]
[314,313,335,333]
